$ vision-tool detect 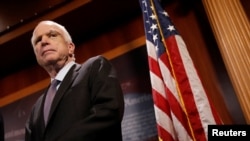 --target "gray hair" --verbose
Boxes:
[31,20,73,47]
